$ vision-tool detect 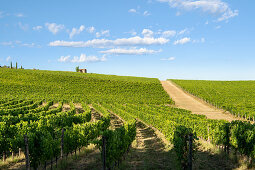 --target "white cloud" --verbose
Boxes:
[178,28,189,35]
[15,13,24,17]
[217,9,238,22]
[143,11,151,16]
[87,26,95,33]
[58,54,106,63]
[1,41,40,48]
[192,37,205,43]
[215,25,221,29]
[128,9,137,13]
[0,11,4,18]
[69,25,85,38]
[100,48,161,55]
[49,36,169,48]
[205,21,209,25]
[33,26,43,31]
[174,37,191,45]
[18,22,29,31]
[58,56,70,62]
[20,42,41,48]
[72,54,106,63]
[158,0,238,21]
[45,23,64,34]
[96,30,110,38]
[142,29,153,37]
[161,30,176,37]
[1,41,13,46]
[6,56,11,62]
[201,37,205,43]
[176,11,181,16]
[130,30,137,36]
[161,57,175,61]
